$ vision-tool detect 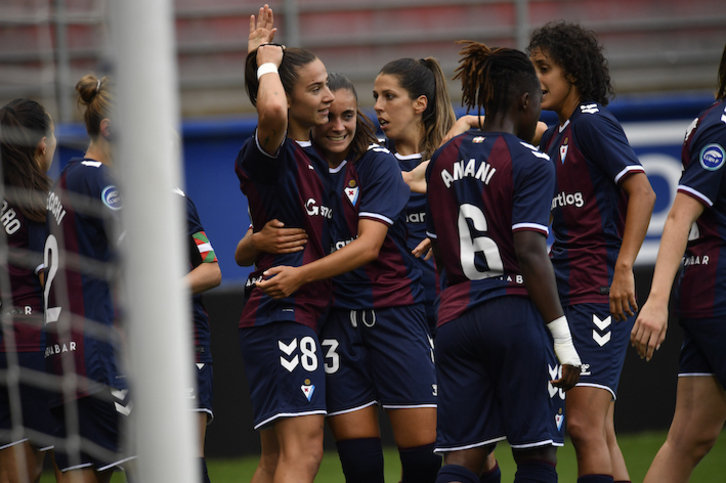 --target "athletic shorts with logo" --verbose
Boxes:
[51,389,135,473]
[189,362,214,423]
[678,316,726,387]
[239,322,326,430]
[320,304,436,415]
[434,296,566,453]
[0,352,55,450]
[564,303,633,398]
